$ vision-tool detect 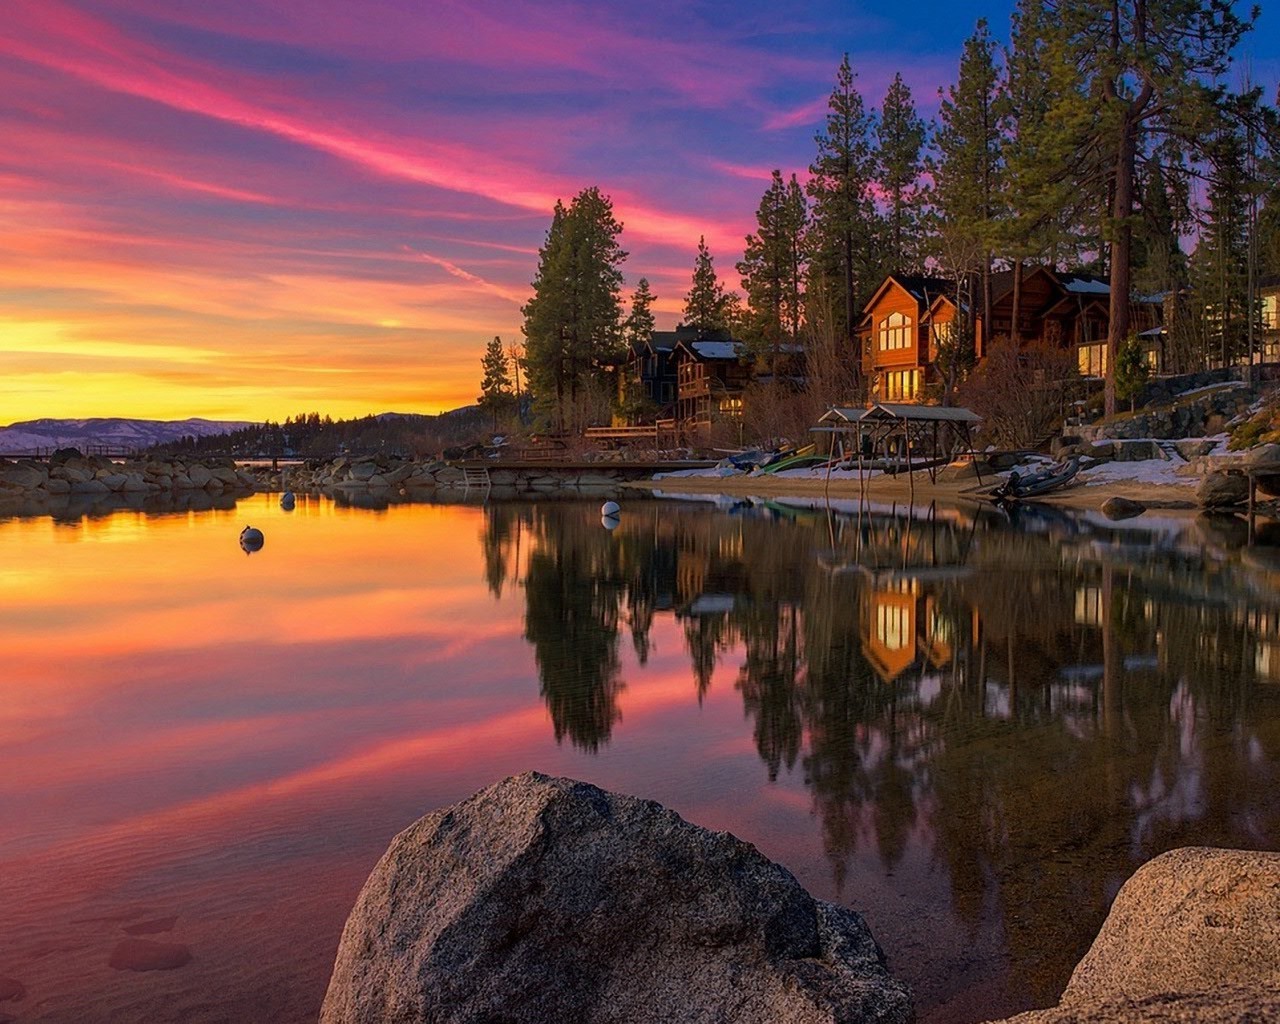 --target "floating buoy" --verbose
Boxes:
[239,525,264,553]
[601,514,620,531]
[601,500,620,517]
[280,491,296,510]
